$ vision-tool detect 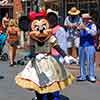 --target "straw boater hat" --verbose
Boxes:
[81,13,91,19]
[68,7,80,15]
